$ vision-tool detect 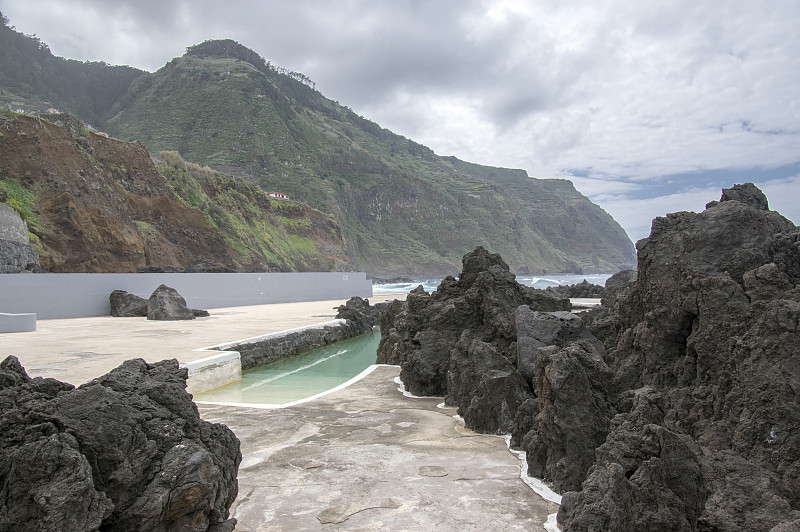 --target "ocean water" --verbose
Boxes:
[372,273,614,295]
[194,328,381,405]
